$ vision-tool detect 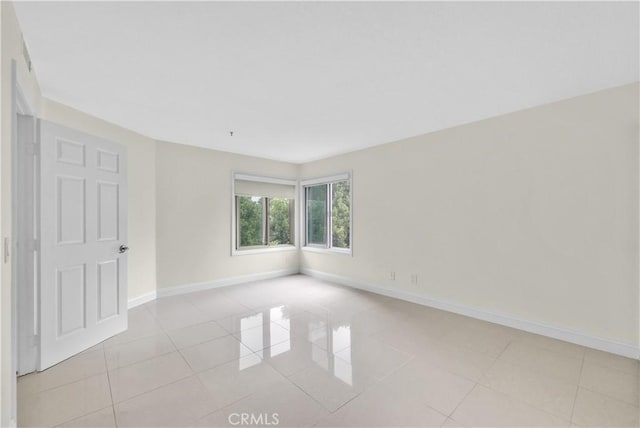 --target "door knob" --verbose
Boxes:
[119,245,129,254]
